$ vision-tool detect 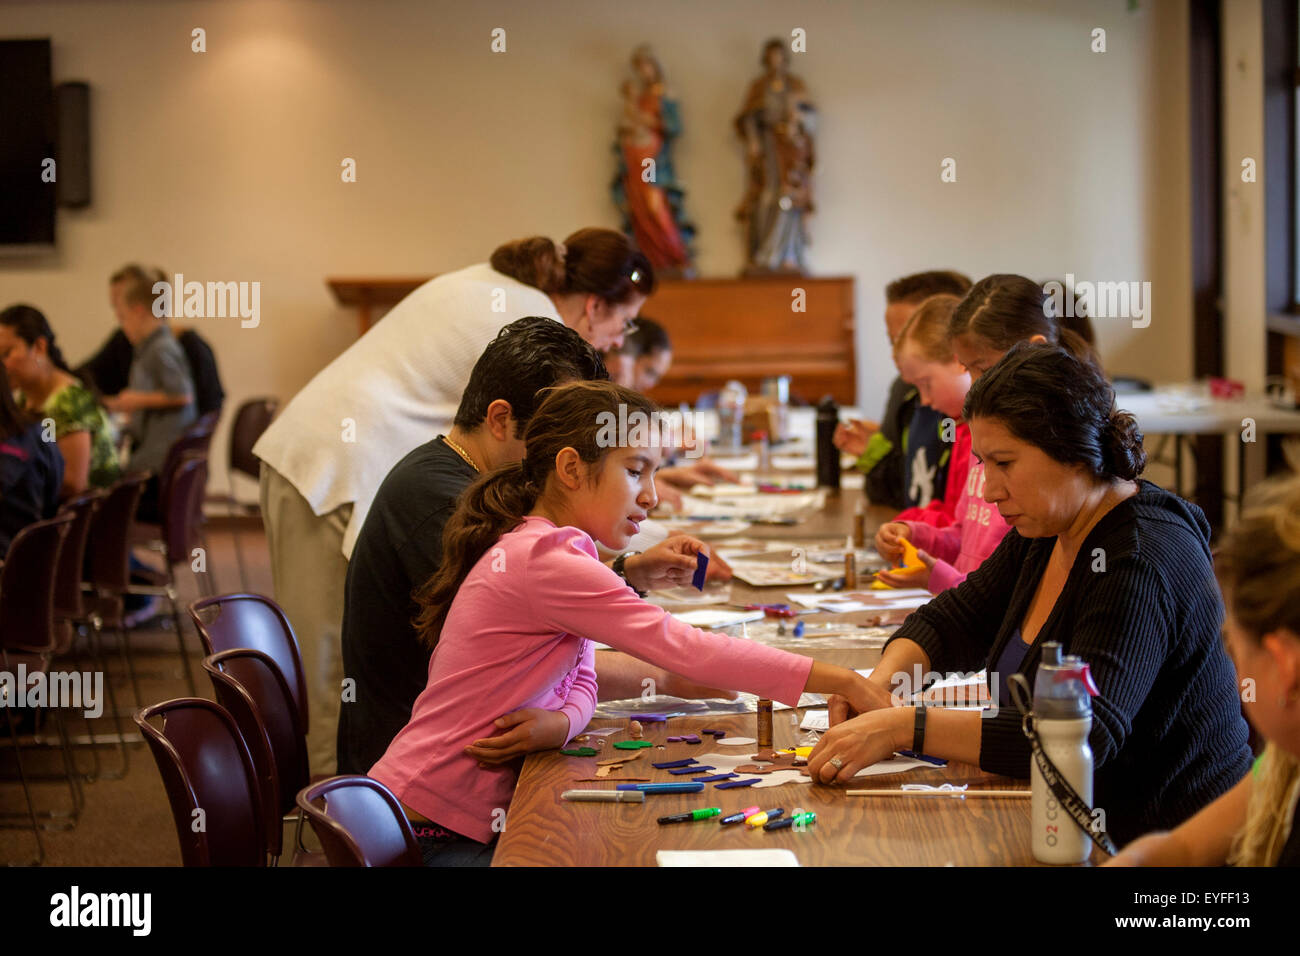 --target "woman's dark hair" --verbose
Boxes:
[490,228,656,304]
[0,364,34,440]
[625,317,671,358]
[453,317,609,431]
[950,274,1094,364]
[415,380,660,645]
[0,303,73,373]
[963,342,1145,481]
